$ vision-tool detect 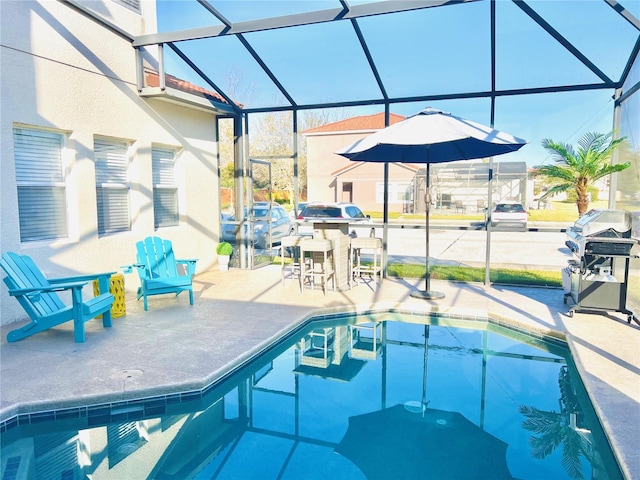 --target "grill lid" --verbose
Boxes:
[569,209,631,238]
